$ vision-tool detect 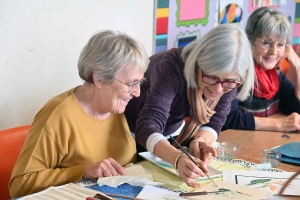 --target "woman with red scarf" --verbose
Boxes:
[223,7,300,132]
